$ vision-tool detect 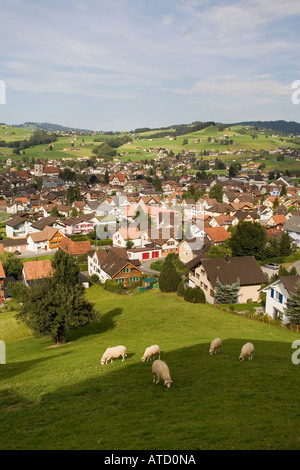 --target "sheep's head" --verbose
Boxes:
[141,357,146,362]
[239,355,244,361]
[165,379,173,388]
